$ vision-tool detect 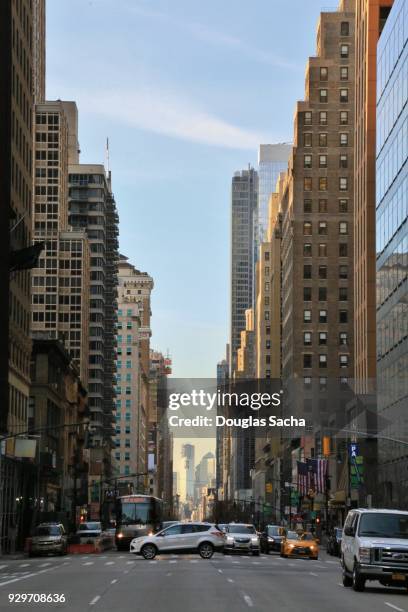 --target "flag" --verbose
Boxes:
[307,458,328,494]
[297,461,308,495]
